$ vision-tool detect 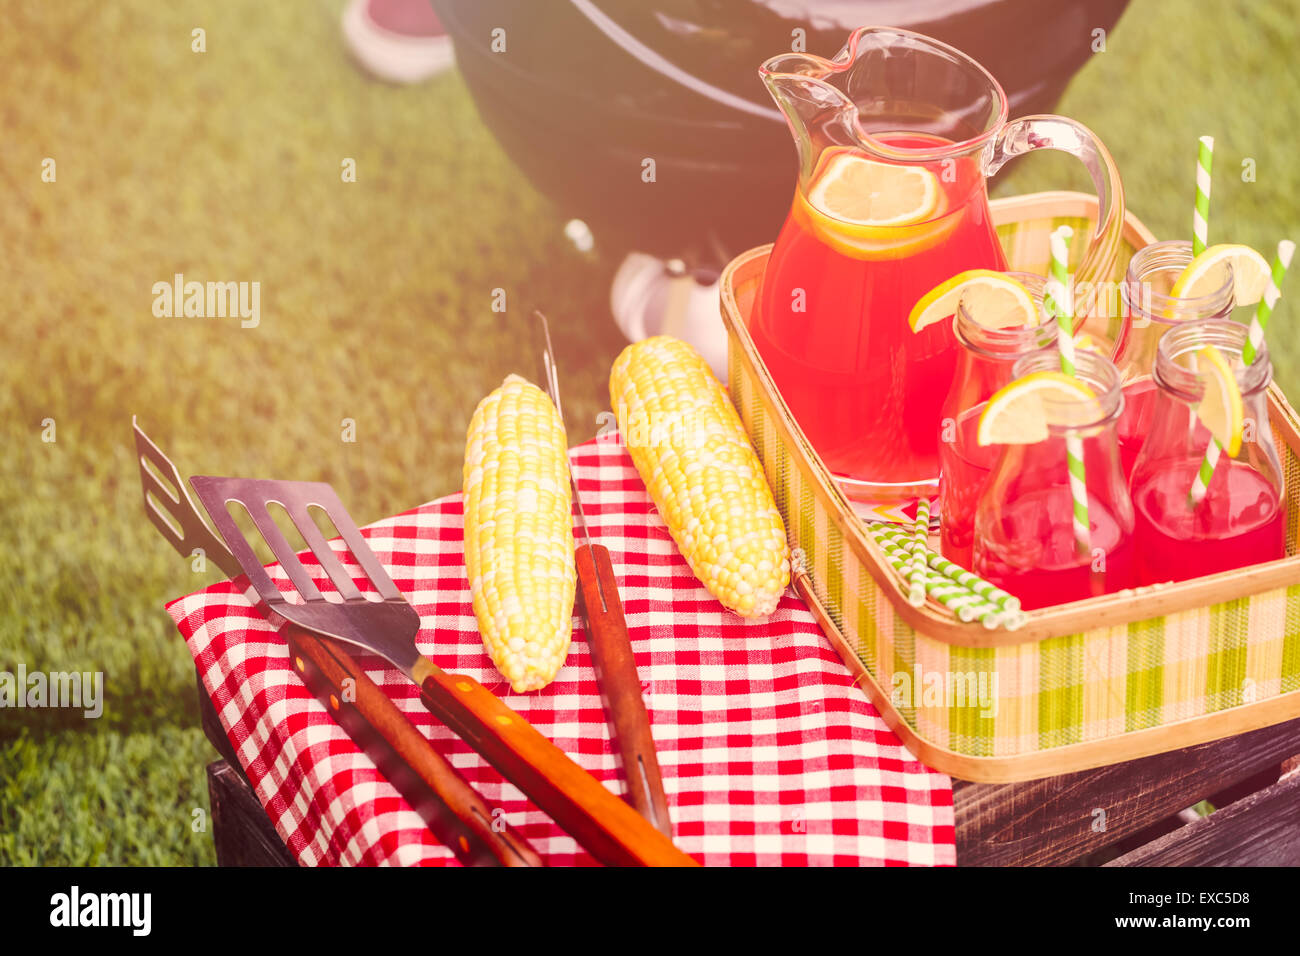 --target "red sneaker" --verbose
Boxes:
[341,0,455,84]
